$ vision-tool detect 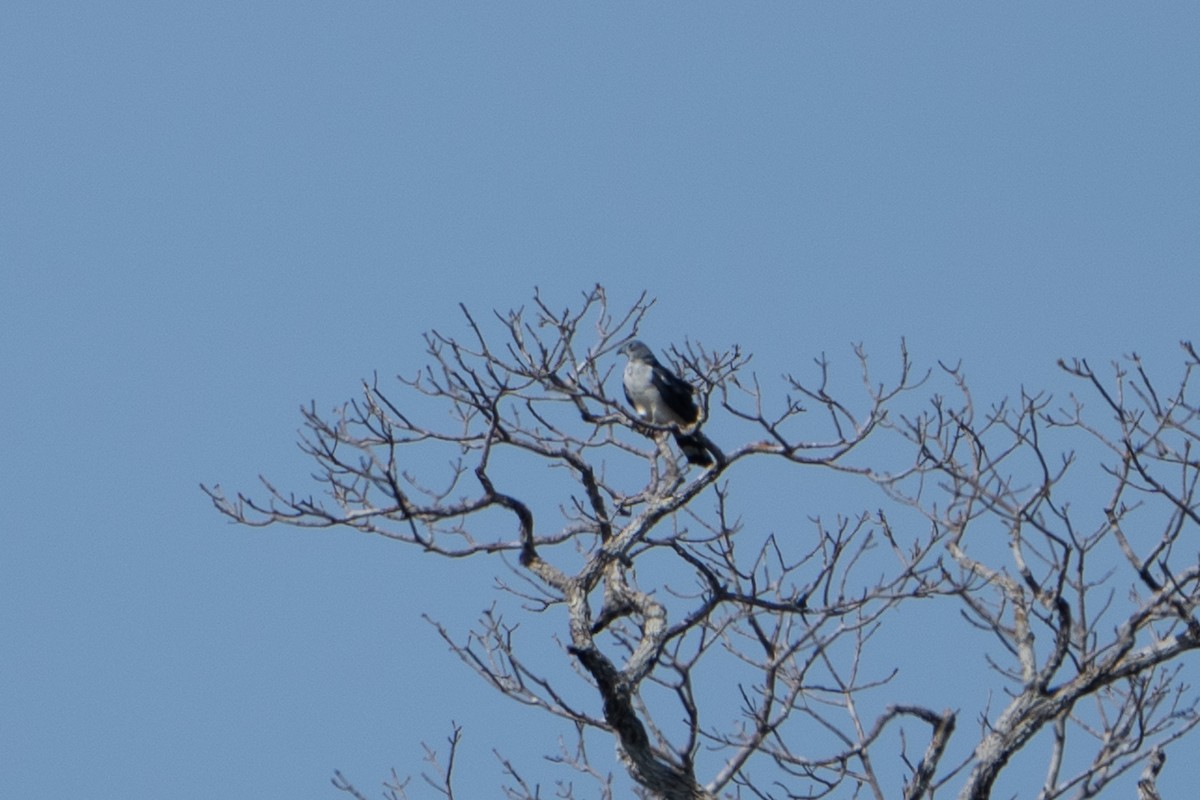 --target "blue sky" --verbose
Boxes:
[3,3,1198,798]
